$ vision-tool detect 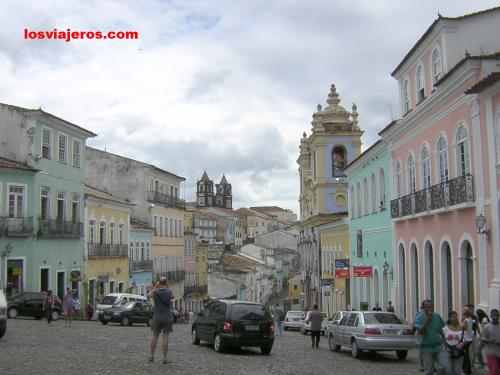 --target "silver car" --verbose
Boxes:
[283,310,305,331]
[328,311,416,360]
